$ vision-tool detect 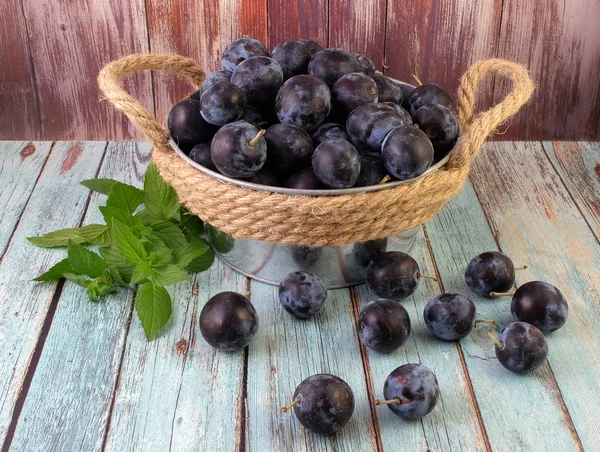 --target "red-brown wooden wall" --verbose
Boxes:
[1,0,599,141]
